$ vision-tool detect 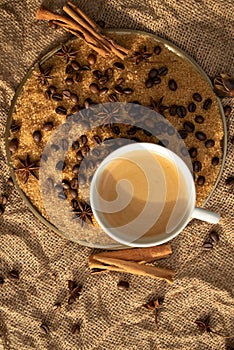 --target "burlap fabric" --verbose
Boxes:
[0,1,233,349]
